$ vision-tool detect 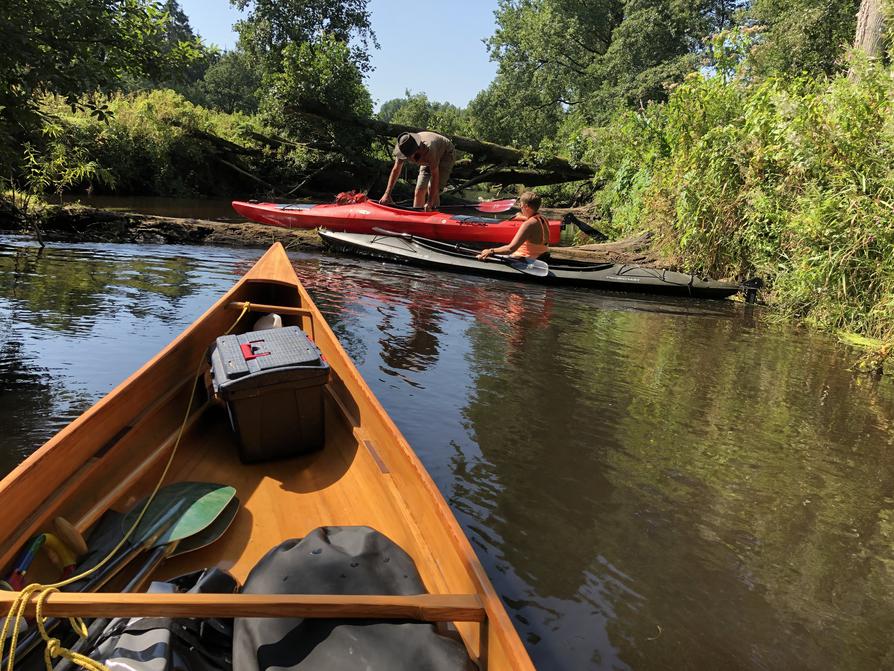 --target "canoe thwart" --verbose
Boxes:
[0,591,486,621]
